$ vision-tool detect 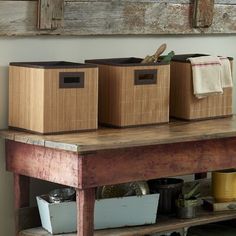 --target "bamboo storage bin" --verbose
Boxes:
[170,54,233,120]
[9,61,98,134]
[86,58,170,127]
